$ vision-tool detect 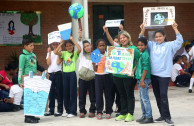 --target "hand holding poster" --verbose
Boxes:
[48,31,61,45]
[143,6,175,27]
[105,46,134,76]
[58,22,72,40]
[24,75,51,116]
